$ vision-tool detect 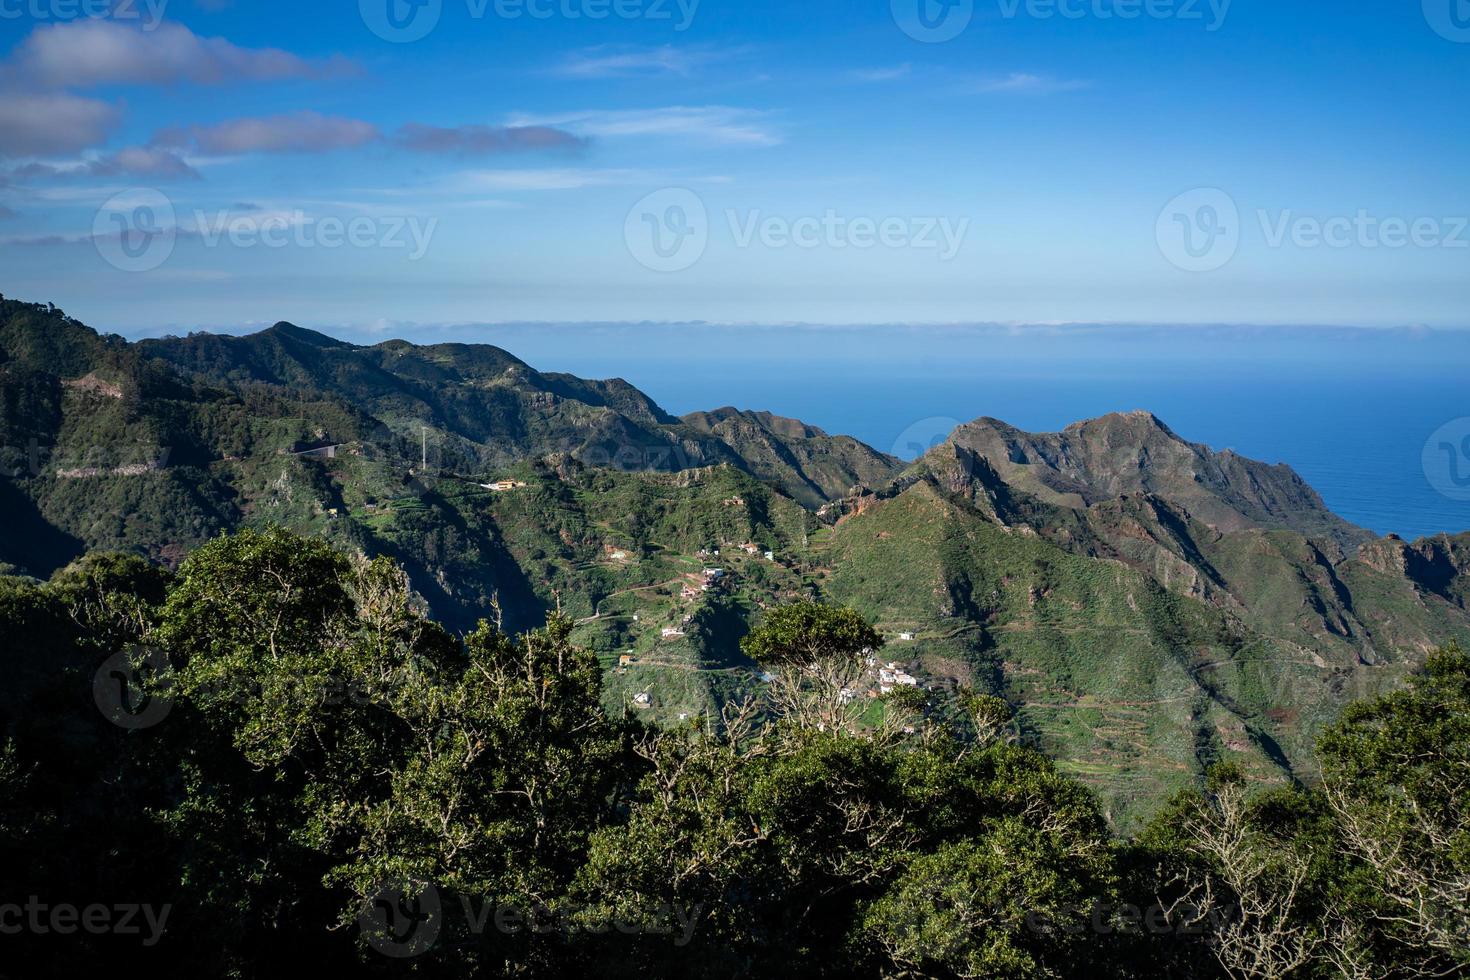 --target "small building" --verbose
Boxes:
[632,692,652,709]
[619,655,636,668]
[879,667,919,694]
[661,627,686,639]
[898,632,916,642]
[289,442,343,460]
